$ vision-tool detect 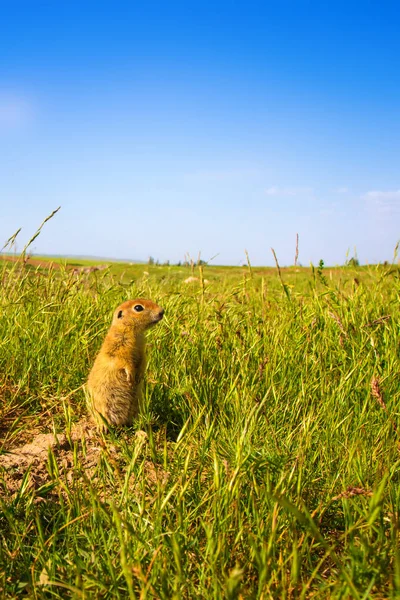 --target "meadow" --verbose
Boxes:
[0,244,399,598]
